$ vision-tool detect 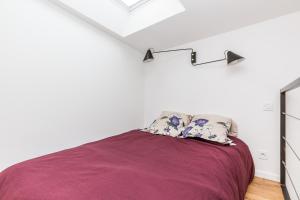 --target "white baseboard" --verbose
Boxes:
[255,170,280,182]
